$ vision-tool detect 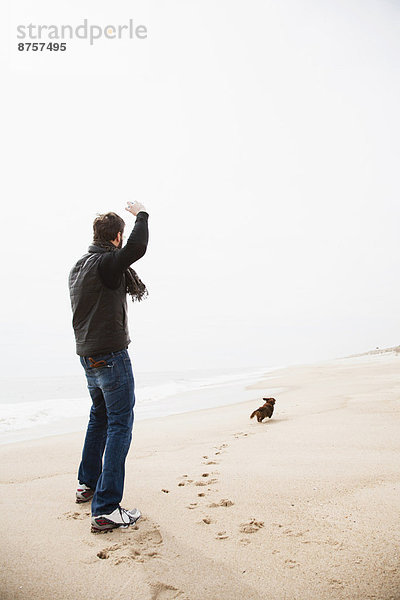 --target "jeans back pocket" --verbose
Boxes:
[85,360,121,392]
